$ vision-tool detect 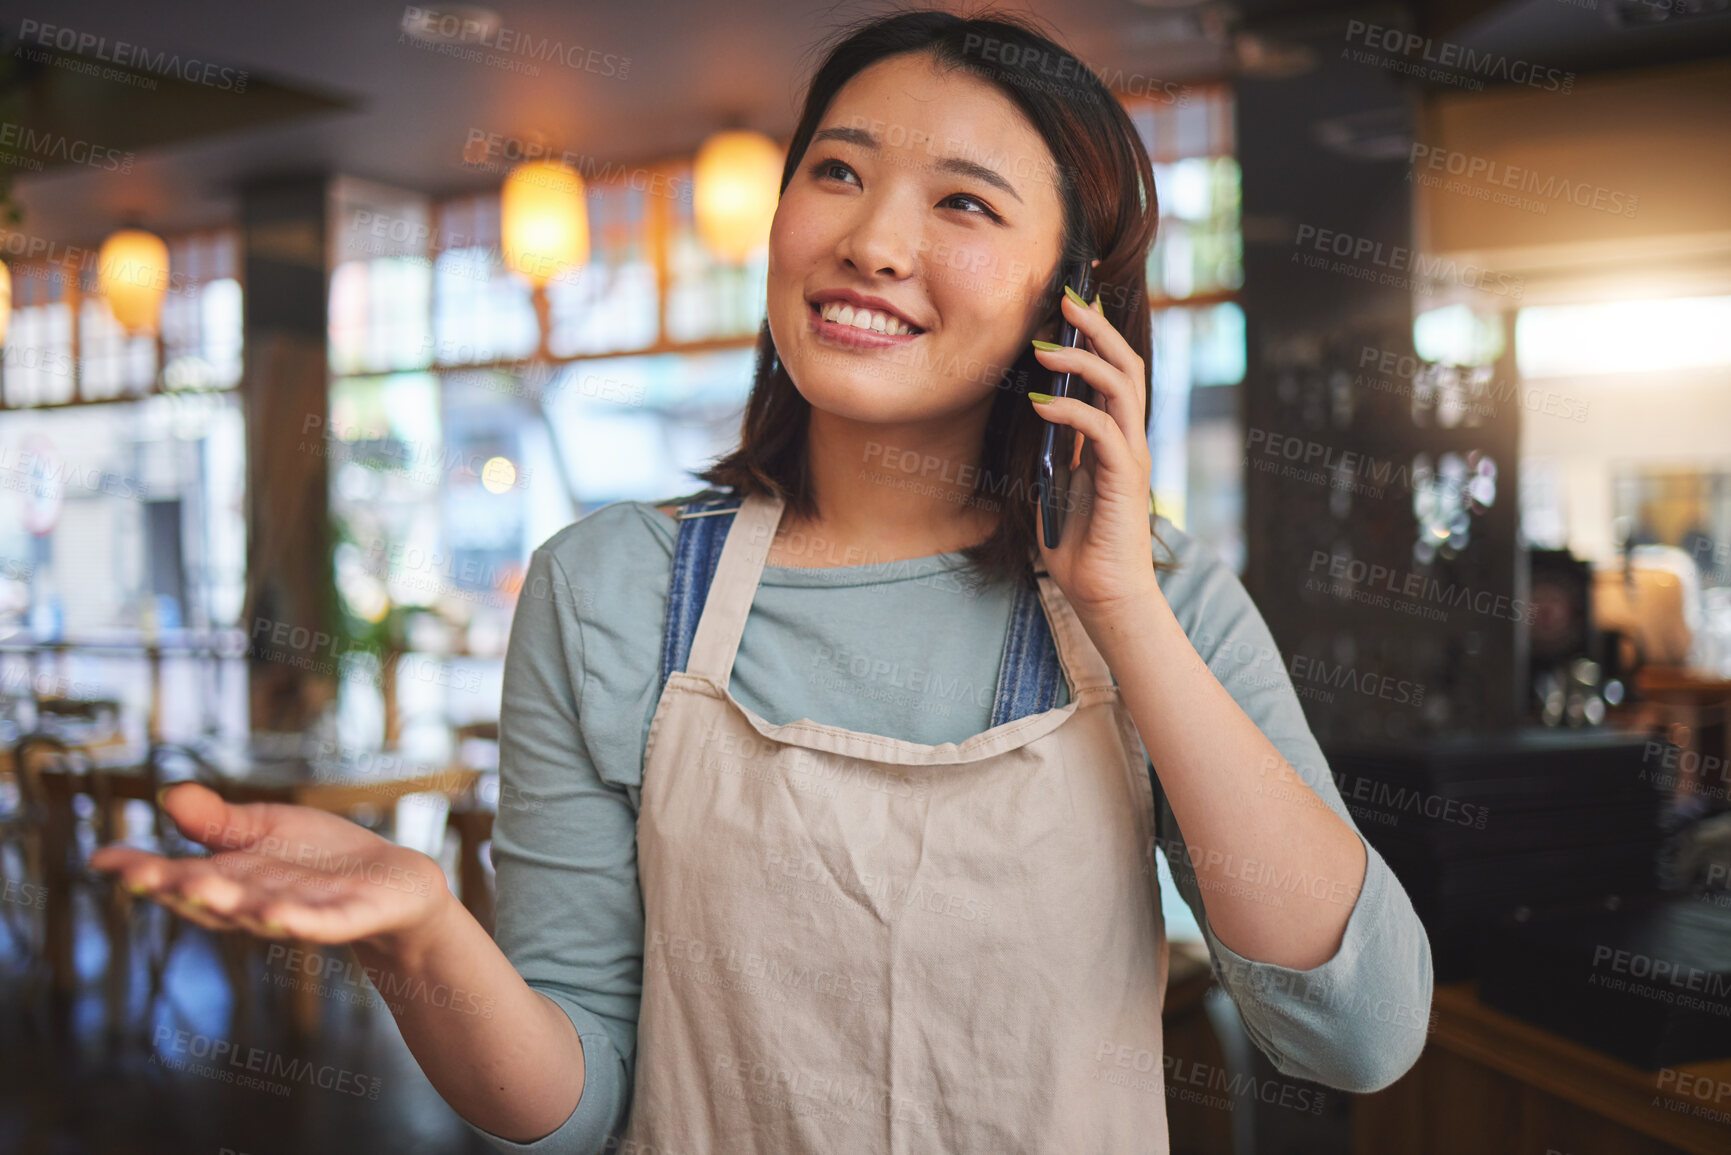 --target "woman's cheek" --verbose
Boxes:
[920,237,1002,288]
